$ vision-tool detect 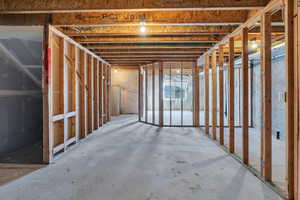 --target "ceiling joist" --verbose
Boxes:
[0,0,267,13]
[75,35,223,44]
[62,25,237,36]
